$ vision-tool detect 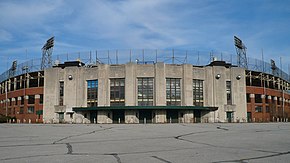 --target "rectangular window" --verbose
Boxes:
[28,95,35,104]
[255,94,262,103]
[138,78,154,106]
[193,79,204,106]
[15,97,18,105]
[20,107,24,114]
[265,95,269,104]
[246,94,251,103]
[255,106,262,113]
[110,78,125,106]
[39,77,44,87]
[40,94,43,104]
[21,96,24,105]
[266,106,270,113]
[16,80,21,90]
[10,82,14,91]
[27,106,34,114]
[87,80,98,107]
[166,78,181,106]
[59,81,64,106]
[226,81,232,105]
